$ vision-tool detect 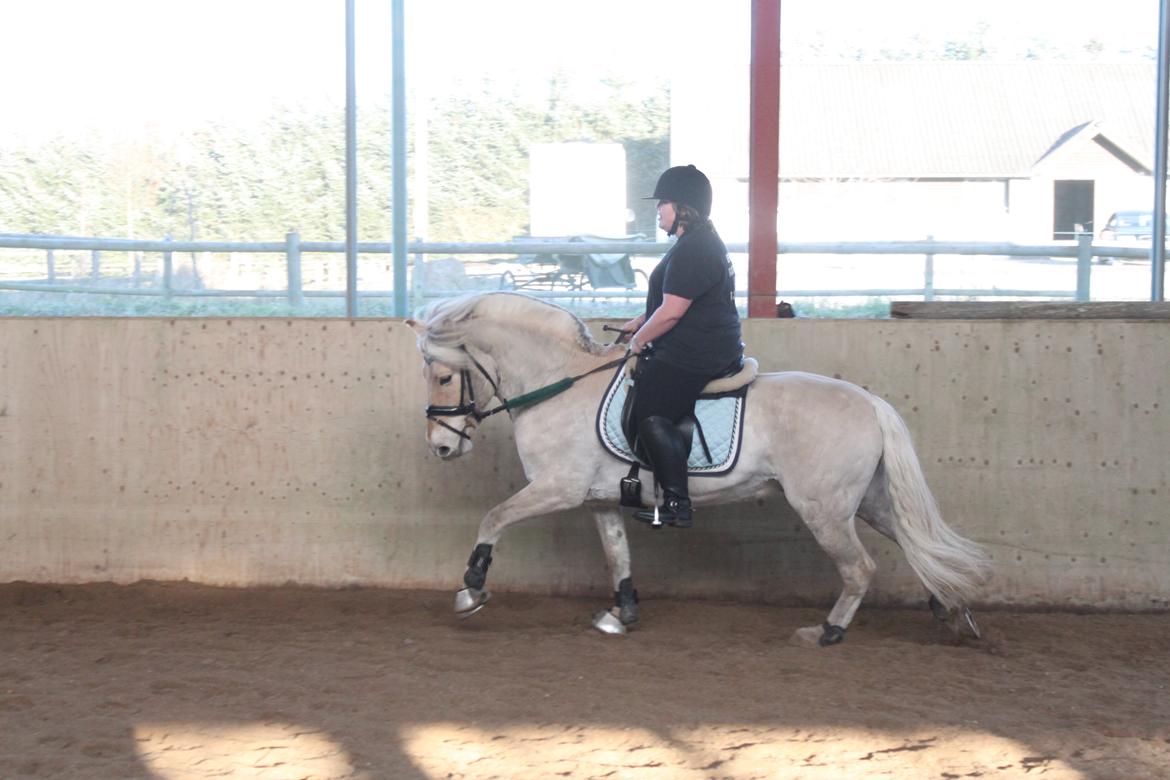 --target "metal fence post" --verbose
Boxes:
[286,230,304,307]
[924,235,935,301]
[163,234,173,298]
[411,240,423,314]
[46,249,55,282]
[1075,233,1092,301]
[91,250,101,280]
